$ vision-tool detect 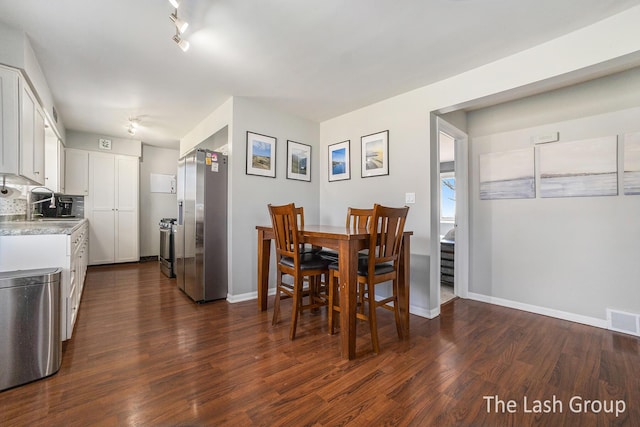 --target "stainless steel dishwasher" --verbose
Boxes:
[0,268,62,391]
